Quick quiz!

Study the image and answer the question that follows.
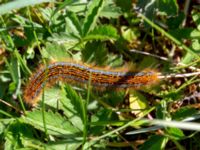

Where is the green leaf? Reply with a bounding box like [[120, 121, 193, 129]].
[[166, 12, 185, 29], [42, 41, 71, 61], [6, 53, 21, 97], [40, 86, 67, 108], [172, 107, 198, 120], [100, 90, 125, 107], [83, 0, 104, 36], [192, 39, 200, 50], [138, 56, 158, 70], [4, 120, 35, 149], [23, 110, 79, 136], [46, 141, 82, 150], [121, 26, 140, 42], [4, 118, 81, 149], [0, 119, 14, 134], [115, 0, 132, 12], [180, 30, 200, 63], [137, 0, 178, 26], [35, 85, 84, 132], [129, 91, 149, 117], [90, 109, 113, 135], [47, 33, 80, 49], [0, 0, 54, 16], [180, 33, 200, 63], [139, 135, 168, 150], [51, 0, 78, 18], [84, 25, 119, 41], [181, 53, 195, 64], [0, 82, 10, 98], [158, 0, 178, 16], [100, 0, 122, 18], [64, 1, 87, 13], [65, 11, 82, 37], [166, 127, 185, 140], [61, 85, 86, 131], [82, 41, 108, 65], [137, 0, 156, 23], [8, 55, 20, 85], [192, 9, 200, 31], [106, 54, 123, 67], [169, 28, 200, 40], [20, 136, 45, 149], [21, 136, 82, 150]]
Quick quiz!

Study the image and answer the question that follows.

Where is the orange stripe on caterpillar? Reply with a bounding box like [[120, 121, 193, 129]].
[[23, 62, 159, 105]]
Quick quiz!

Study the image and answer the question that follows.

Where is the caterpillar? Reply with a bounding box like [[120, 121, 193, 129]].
[[23, 61, 158, 105]]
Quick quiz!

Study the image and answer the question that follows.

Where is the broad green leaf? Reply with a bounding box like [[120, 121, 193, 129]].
[[116, 0, 132, 12], [4, 119, 81, 149], [83, 0, 104, 36], [166, 12, 185, 29], [39, 86, 67, 108], [100, 0, 121, 18], [0, 119, 14, 134], [172, 107, 198, 120], [169, 28, 200, 40], [139, 135, 168, 150], [42, 41, 71, 61], [34, 84, 84, 131], [82, 41, 108, 65], [65, 11, 82, 37], [166, 127, 185, 140], [158, 0, 178, 16], [83, 25, 119, 41], [129, 91, 149, 117], [100, 90, 125, 107], [106, 54, 123, 67], [23, 110, 80, 136], [90, 109, 113, 135], [138, 56, 158, 70], [0, 0, 54, 15], [47, 33, 80, 50], [4, 120, 35, 150], [61, 85, 86, 131]]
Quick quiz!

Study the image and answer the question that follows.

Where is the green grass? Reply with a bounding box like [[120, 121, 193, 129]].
[[1, 0, 200, 149]]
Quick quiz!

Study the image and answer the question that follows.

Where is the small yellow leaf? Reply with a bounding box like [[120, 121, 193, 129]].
[[129, 91, 149, 117]]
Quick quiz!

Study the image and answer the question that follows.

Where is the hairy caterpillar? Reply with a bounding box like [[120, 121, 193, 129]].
[[23, 61, 158, 105]]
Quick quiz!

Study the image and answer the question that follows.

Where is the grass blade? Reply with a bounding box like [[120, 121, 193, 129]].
[[0, 0, 54, 15]]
